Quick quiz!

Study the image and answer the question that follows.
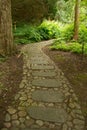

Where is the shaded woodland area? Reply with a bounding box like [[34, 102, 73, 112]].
[[0, 0, 87, 129]]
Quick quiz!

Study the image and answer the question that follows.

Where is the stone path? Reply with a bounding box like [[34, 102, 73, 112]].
[[1, 40, 86, 130]]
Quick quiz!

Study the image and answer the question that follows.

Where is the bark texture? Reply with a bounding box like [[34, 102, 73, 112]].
[[73, 0, 80, 41], [0, 0, 14, 55]]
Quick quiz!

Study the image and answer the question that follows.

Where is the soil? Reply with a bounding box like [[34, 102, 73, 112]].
[[0, 43, 87, 127], [43, 44, 87, 125], [0, 47, 23, 128]]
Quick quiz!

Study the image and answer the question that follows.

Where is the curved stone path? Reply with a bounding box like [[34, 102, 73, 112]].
[[1, 40, 86, 130]]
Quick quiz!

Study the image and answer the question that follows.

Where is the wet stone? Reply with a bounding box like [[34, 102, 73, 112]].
[[31, 64, 54, 70], [32, 79, 62, 88], [32, 90, 64, 103], [32, 71, 57, 77], [27, 106, 67, 123]]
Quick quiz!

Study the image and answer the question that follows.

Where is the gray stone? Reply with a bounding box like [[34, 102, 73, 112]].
[[73, 119, 85, 125], [25, 119, 34, 127], [27, 106, 67, 123], [7, 107, 17, 115], [12, 120, 20, 126], [20, 96, 27, 101], [32, 90, 64, 103], [29, 59, 48, 64], [22, 128, 50, 130], [32, 71, 57, 77], [31, 65, 54, 70], [32, 79, 61, 88], [18, 111, 27, 117], [10, 127, 19, 130], [62, 124, 68, 130], [36, 120, 44, 126], [12, 113, 18, 120], [4, 122, 11, 128], [5, 113, 11, 122]]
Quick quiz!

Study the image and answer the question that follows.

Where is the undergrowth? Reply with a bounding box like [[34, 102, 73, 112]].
[[51, 41, 87, 54], [13, 20, 87, 55]]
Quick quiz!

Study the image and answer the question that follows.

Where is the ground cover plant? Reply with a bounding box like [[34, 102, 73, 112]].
[[13, 20, 61, 44]]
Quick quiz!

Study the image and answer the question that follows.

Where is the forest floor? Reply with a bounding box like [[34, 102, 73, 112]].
[[0, 41, 87, 128]]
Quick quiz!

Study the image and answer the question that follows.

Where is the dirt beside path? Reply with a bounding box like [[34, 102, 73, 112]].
[[43, 44, 87, 125], [0, 50, 23, 128]]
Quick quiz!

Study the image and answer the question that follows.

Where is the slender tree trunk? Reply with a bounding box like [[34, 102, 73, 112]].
[[0, 0, 14, 56], [73, 0, 80, 41]]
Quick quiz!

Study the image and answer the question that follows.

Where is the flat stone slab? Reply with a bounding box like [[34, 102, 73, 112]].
[[32, 79, 61, 88], [29, 60, 49, 64], [32, 90, 64, 103], [21, 128, 55, 130], [31, 65, 54, 70], [27, 106, 67, 123], [32, 71, 57, 77]]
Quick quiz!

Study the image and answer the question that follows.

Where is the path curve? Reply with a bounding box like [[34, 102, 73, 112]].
[[1, 40, 85, 130]]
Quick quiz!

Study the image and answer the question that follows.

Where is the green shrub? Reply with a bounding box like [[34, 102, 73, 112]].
[[51, 41, 87, 54], [38, 20, 61, 40], [14, 24, 42, 44], [62, 24, 74, 41], [79, 24, 87, 43], [13, 20, 61, 44], [62, 24, 87, 43]]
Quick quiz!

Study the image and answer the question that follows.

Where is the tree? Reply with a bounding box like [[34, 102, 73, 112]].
[[0, 0, 14, 56], [73, 0, 80, 40]]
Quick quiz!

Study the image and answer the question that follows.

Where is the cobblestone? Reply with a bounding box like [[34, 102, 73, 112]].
[[1, 40, 85, 130]]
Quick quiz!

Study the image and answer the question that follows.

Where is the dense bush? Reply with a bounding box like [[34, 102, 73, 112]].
[[38, 20, 61, 40], [79, 24, 87, 43], [13, 20, 87, 46], [51, 41, 87, 54], [62, 24, 87, 43], [62, 24, 74, 41], [14, 24, 42, 44], [13, 20, 61, 44]]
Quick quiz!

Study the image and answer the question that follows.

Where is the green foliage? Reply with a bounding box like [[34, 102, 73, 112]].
[[51, 41, 87, 54], [62, 24, 87, 43], [79, 24, 87, 43], [62, 24, 74, 41], [38, 20, 61, 40], [14, 24, 42, 44], [13, 20, 61, 44]]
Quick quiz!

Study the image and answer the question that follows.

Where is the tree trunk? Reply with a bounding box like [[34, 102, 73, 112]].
[[73, 0, 80, 41], [0, 0, 14, 56]]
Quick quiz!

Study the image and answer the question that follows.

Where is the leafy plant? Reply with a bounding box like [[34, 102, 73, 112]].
[[38, 20, 61, 40], [51, 41, 87, 54]]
